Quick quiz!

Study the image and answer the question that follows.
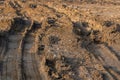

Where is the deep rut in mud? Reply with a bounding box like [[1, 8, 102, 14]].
[[0, 17, 42, 80], [0, 0, 120, 80]]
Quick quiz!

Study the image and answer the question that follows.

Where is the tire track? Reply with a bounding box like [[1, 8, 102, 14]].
[[0, 36, 7, 79], [1, 1, 120, 80], [21, 33, 38, 80], [0, 17, 33, 80], [97, 45, 120, 70], [87, 44, 120, 80], [0, 36, 7, 58], [21, 20, 43, 80], [106, 45, 120, 60], [42, 3, 120, 80]]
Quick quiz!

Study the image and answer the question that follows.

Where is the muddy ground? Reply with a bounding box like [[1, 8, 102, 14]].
[[0, 0, 120, 80]]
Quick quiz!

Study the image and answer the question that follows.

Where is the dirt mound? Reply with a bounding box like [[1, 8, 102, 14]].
[[0, 0, 120, 80]]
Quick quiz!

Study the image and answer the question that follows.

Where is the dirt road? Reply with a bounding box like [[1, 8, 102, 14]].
[[0, 0, 120, 80]]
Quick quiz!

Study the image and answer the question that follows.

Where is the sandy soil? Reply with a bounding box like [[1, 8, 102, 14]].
[[0, 0, 120, 80]]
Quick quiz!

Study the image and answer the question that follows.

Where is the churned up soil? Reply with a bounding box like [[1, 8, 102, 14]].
[[0, 0, 120, 80]]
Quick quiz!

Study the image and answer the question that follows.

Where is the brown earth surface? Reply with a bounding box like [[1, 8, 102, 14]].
[[0, 0, 120, 80]]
